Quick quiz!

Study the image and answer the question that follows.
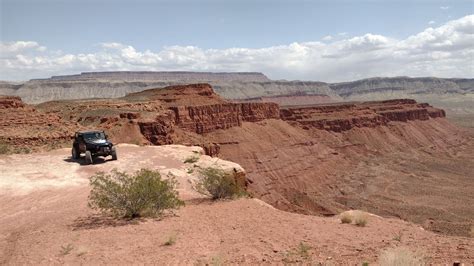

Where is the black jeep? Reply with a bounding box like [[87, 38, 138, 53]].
[[71, 130, 117, 164]]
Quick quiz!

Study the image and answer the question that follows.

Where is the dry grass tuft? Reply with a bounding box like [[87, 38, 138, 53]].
[[163, 235, 177, 246], [379, 247, 426, 266], [353, 211, 368, 227], [340, 212, 353, 224], [339, 210, 368, 226]]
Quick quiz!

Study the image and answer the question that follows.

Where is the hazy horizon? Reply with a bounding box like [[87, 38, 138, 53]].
[[1, 0, 473, 82]]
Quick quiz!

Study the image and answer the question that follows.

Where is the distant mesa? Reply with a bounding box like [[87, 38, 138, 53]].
[[36, 71, 271, 83], [0, 71, 472, 114]]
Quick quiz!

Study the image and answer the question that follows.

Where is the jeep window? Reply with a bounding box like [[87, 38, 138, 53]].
[[83, 132, 106, 141]]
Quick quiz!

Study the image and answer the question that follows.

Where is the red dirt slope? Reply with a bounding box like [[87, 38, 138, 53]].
[[0, 146, 472, 264]]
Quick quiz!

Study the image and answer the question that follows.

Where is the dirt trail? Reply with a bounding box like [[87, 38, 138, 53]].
[[0, 146, 472, 264]]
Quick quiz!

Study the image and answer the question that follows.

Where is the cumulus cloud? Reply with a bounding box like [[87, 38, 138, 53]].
[[1, 15, 473, 82], [322, 35, 333, 41], [440, 6, 450, 10], [428, 20, 436, 25]]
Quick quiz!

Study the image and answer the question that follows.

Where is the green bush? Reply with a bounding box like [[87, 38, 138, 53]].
[[88, 169, 184, 218], [195, 167, 247, 200], [0, 141, 9, 154]]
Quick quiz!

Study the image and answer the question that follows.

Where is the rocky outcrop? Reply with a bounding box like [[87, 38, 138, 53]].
[[198, 142, 221, 157], [0, 96, 25, 109], [170, 102, 280, 134], [138, 113, 176, 145], [0, 96, 78, 150], [281, 99, 446, 132]]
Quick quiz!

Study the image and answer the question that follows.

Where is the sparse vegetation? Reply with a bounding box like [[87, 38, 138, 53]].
[[184, 155, 200, 164], [393, 231, 402, 242], [353, 211, 368, 227], [296, 242, 311, 259], [187, 168, 194, 174], [13, 146, 31, 154], [88, 168, 184, 218], [163, 235, 177, 246], [379, 247, 426, 266], [282, 242, 312, 262], [340, 212, 353, 224], [355, 216, 368, 227], [210, 256, 224, 266], [60, 244, 74, 256], [0, 141, 9, 154], [339, 211, 368, 227], [195, 167, 247, 200]]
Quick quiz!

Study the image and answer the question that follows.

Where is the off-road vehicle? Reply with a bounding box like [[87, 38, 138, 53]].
[[71, 130, 117, 164]]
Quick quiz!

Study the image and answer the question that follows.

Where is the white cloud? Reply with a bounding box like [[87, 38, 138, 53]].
[[440, 6, 450, 10], [1, 15, 473, 82], [322, 35, 333, 41], [428, 20, 436, 25]]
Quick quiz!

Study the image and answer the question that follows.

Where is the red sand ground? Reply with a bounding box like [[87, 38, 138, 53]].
[[1, 146, 472, 265]]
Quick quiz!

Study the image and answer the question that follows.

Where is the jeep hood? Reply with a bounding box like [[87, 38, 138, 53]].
[[85, 139, 111, 145]]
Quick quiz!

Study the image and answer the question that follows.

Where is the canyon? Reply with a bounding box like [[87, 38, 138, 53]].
[[1, 83, 472, 239]]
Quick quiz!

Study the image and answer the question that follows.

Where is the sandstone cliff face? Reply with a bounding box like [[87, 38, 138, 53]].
[[0, 72, 340, 104], [2, 73, 471, 115], [329, 77, 474, 114], [213, 81, 341, 101], [138, 112, 176, 145], [170, 102, 280, 134], [0, 96, 78, 149], [280, 99, 446, 132]]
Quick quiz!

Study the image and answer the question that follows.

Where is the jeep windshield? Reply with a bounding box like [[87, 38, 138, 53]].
[[83, 132, 106, 141]]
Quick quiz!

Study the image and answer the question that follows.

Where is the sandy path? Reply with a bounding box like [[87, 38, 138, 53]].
[[0, 146, 472, 264]]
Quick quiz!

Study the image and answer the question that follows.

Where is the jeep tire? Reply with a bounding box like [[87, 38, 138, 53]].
[[72, 147, 79, 160], [111, 147, 117, 160], [85, 150, 93, 165]]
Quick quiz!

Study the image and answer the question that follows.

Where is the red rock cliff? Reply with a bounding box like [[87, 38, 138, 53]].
[[0, 96, 25, 109], [280, 99, 446, 132], [170, 102, 280, 134]]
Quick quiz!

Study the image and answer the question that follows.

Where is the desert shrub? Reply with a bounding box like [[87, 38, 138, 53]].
[[88, 168, 184, 218], [0, 141, 9, 154], [195, 167, 247, 200], [379, 247, 426, 266], [340, 212, 353, 224], [184, 155, 199, 164], [297, 242, 311, 259]]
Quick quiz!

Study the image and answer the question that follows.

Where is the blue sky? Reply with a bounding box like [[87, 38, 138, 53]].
[[1, 0, 473, 81], [2, 0, 472, 52]]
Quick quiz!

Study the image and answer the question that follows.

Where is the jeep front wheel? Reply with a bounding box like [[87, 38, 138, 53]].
[[111, 147, 117, 160], [71, 147, 79, 159], [85, 151, 93, 165]]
